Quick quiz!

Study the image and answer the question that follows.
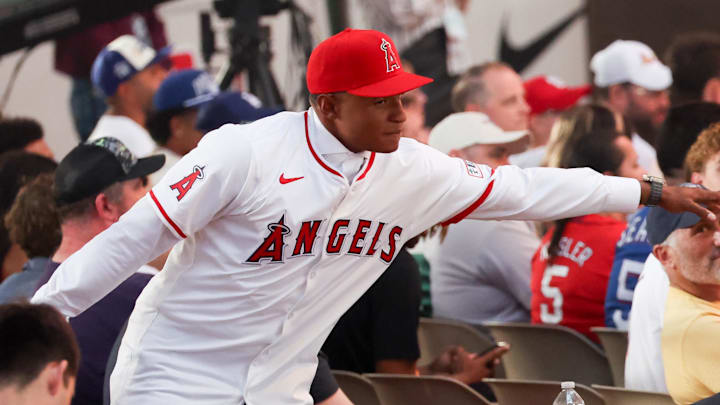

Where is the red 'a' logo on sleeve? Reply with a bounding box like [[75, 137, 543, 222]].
[[170, 165, 205, 201]]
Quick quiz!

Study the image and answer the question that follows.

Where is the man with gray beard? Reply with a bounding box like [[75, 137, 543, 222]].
[[648, 191, 720, 404]]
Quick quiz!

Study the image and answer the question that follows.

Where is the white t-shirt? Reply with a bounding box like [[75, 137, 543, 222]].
[[88, 115, 157, 158], [429, 219, 539, 323], [625, 253, 669, 393], [33, 109, 640, 405], [632, 133, 663, 178]]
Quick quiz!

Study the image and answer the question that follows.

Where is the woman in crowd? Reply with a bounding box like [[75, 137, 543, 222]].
[[530, 104, 645, 343]]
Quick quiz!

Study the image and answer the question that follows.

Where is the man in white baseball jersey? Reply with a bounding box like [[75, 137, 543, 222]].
[[33, 28, 720, 405]]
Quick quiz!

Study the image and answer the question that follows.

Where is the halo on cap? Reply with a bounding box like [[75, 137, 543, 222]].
[[306, 28, 433, 98]]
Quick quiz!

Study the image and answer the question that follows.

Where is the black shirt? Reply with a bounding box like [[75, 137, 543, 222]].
[[322, 247, 421, 372]]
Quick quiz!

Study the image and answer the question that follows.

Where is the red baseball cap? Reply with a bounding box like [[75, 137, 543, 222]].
[[307, 28, 433, 97], [524, 76, 591, 115]]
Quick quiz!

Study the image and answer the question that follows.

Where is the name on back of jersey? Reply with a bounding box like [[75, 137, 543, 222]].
[[245, 215, 404, 265], [540, 236, 594, 267]]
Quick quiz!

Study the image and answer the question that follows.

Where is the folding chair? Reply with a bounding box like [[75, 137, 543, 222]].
[[331, 370, 382, 405], [591, 384, 675, 405], [365, 373, 491, 405], [485, 378, 605, 405], [485, 322, 613, 386], [590, 327, 628, 387], [417, 317, 496, 366]]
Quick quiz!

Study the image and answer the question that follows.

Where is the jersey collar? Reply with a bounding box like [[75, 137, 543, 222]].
[[305, 108, 374, 181]]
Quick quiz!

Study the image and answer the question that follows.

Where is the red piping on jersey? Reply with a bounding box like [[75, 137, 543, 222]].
[[440, 169, 496, 226], [150, 190, 187, 239], [304, 111, 343, 178], [356, 151, 376, 181]]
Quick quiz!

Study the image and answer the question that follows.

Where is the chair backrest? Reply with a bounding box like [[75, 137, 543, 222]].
[[331, 370, 382, 405], [365, 373, 491, 405], [590, 327, 628, 387], [485, 322, 613, 386], [485, 378, 605, 405], [591, 384, 675, 405], [417, 317, 496, 366]]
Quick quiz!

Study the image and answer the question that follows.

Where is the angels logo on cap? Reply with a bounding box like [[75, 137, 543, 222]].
[[306, 28, 433, 97], [380, 38, 400, 73]]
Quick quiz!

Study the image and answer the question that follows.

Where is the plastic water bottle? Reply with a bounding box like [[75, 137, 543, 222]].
[[552, 381, 585, 405]]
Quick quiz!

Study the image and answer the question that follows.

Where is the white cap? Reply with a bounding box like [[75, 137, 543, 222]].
[[561, 381, 575, 389], [428, 112, 529, 155], [590, 40, 672, 91]]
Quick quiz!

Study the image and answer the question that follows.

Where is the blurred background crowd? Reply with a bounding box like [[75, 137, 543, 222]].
[[2, 1, 720, 404]]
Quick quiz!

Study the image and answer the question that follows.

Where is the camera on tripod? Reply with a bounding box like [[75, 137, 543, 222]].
[[201, 0, 290, 108]]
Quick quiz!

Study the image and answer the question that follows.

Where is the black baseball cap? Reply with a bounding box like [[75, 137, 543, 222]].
[[54, 137, 165, 206], [647, 183, 705, 245]]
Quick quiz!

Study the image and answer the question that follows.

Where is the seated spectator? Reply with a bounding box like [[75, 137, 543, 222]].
[[87, 35, 170, 157], [322, 244, 508, 401], [0, 302, 80, 405], [665, 32, 720, 106], [510, 76, 590, 168], [0, 174, 60, 304], [35, 137, 164, 405], [648, 188, 720, 404], [54, 10, 167, 141], [427, 112, 537, 324], [146, 69, 220, 183], [591, 39, 670, 177], [451, 62, 530, 132], [0, 151, 57, 281], [0, 117, 54, 158], [621, 103, 720, 393], [531, 105, 644, 343]]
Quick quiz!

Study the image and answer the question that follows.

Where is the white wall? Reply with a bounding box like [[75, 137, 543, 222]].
[[0, 0, 586, 160]]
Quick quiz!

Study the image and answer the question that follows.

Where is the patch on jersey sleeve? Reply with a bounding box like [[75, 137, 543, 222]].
[[464, 160, 484, 178], [170, 165, 205, 201]]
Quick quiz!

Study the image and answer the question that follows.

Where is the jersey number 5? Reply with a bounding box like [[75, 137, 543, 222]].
[[540, 264, 569, 324]]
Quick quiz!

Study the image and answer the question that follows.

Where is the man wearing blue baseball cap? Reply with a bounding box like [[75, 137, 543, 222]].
[[647, 185, 720, 403], [146, 69, 219, 184], [147, 69, 282, 184], [87, 35, 170, 158]]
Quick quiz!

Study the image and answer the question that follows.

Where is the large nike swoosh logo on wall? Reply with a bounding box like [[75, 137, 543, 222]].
[[499, 6, 586, 73]]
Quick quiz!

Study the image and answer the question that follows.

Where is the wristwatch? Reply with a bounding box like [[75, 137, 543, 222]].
[[642, 174, 665, 207]]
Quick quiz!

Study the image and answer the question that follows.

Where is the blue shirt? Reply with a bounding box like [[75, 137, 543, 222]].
[[0, 257, 51, 304], [605, 207, 652, 329], [39, 261, 154, 405]]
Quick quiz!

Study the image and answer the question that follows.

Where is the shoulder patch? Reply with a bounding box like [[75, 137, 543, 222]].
[[464, 160, 484, 178], [170, 165, 205, 201]]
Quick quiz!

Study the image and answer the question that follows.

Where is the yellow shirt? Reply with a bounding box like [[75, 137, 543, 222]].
[[662, 287, 720, 404]]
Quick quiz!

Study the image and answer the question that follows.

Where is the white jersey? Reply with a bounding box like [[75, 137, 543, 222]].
[[34, 108, 640, 404], [625, 253, 669, 393], [88, 115, 157, 157]]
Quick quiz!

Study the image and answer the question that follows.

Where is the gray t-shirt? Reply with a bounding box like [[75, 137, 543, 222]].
[[429, 219, 539, 324]]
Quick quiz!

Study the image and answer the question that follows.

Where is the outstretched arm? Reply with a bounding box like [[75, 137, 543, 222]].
[[32, 196, 180, 317], [455, 166, 720, 224]]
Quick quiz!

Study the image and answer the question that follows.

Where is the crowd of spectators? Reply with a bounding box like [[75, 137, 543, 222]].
[[2, 6, 720, 405]]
